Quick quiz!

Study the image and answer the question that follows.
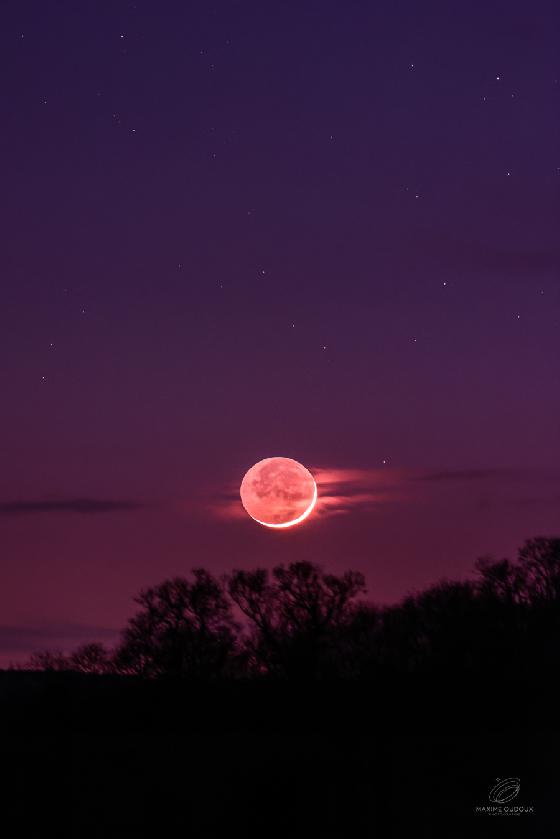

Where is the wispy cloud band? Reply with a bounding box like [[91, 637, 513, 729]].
[[0, 622, 119, 653], [0, 498, 144, 516], [210, 464, 560, 521]]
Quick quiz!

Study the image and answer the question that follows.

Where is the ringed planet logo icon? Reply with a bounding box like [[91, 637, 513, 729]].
[[488, 778, 521, 804]]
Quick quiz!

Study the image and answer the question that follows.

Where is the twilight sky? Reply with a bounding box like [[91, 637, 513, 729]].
[[1, 1, 559, 665]]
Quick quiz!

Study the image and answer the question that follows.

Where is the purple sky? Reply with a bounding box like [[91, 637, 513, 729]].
[[1, 1, 559, 666]]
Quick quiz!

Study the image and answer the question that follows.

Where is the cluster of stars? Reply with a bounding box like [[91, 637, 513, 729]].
[[24, 23, 556, 391]]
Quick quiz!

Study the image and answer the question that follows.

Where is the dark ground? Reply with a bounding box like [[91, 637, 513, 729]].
[[2, 671, 557, 837]]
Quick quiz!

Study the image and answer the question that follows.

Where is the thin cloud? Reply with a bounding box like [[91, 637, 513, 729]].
[[413, 467, 560, 484], [313, 466, 407, 516], [404, 233, 560, 275], [0, 498, 145, 516], [461, 244, 560, 274], [210, 466, 404, 521], [209, 487, 247, 521], [0, 622, 119, 653], [414, 469, 516, 483], [314, 491, 386, 516], [210, 464, 559, 522]]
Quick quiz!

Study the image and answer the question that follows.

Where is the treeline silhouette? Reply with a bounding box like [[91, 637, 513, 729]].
[[27, 536, 560, 679]]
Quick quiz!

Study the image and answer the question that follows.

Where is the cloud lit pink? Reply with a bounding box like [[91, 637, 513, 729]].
[[210, 464, 408, 522]]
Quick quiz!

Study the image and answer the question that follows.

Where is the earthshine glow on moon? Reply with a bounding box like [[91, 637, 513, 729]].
[[240, 457, 317, 528]]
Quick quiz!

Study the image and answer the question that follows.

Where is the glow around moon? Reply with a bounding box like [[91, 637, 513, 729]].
[[240, 457, 317, 528]]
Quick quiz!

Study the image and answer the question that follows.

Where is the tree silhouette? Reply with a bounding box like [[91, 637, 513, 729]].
[[517, 537, 560, 604], [28, 649, 71, 672], [373, 581, 481, 674], [26, 642, 112, 674], [114, 570, 239, 678], [24, 536, 560, 680], [228, 561, 366, 677], [474, 555, 521, 604], [68, 642, 113, 674]]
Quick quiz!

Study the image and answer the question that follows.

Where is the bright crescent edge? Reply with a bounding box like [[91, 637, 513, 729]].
[[250, 479, 317, 529]]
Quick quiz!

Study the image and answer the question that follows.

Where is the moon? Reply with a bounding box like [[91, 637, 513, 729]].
[[240, 457, 317, 528]]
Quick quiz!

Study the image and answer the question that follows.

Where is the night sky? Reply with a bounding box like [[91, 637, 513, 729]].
[[2, 1, 559, 665]]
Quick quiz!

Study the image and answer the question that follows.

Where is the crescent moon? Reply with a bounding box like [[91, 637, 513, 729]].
[[240, 457, 317, 528], [253, 480, 317, 529]]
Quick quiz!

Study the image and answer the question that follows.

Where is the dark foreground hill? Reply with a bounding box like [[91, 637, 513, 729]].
[[1, 670, 558, 837]]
